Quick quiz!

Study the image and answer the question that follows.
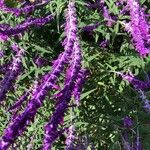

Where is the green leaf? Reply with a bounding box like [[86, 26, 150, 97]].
[[81, 89, 96, 100]]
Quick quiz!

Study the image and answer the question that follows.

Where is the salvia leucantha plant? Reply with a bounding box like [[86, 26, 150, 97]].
[[1, 0, 150, 149]]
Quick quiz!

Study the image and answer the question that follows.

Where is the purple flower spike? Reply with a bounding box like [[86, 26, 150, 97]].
[[126, 0, 150, 57], [42, 1, 83, 149], [0, 1, 86, 149], [117, 72, 150, 90], [0, 14, 53, 40], [0, 44, 24, 101], [42, 38, 82, 149], [139, 8, 150, 41], [1, 0, 50, 16]]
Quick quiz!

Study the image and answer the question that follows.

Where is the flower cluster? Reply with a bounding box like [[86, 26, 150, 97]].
[[0, 1, 85, 149], [2, 0, 150, 149]]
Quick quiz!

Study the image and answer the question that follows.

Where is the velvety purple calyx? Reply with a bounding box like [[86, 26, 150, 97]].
[[0, 24, 10, 31], [133, 136, 143, 150], [122, 131, 131, 150], [121, 116, 133, 150], [34, 55, 47, 67], [99, 39, 109, 48]]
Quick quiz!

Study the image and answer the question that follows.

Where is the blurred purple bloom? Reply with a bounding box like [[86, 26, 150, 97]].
[[133, 136, 143, 150], [8, 90, 30, 111], [99, 39, 109, 48], [143, 100, 150, 113], [11, 43, 20, 52], [103, 6, 114, 27], [0, 50, 4, 58], [0, 0, 4, 8], [122, 132, 131, 150], [87, 0, 104, 12], [137, 90, 150, 113], [35, 56, 47, 67], [0, 33, 8, 42], [117, 72, 150, 90], [123, 116, 133, 128]]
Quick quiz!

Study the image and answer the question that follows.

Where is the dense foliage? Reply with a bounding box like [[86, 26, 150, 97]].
[[1, 0, 150, 149]]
